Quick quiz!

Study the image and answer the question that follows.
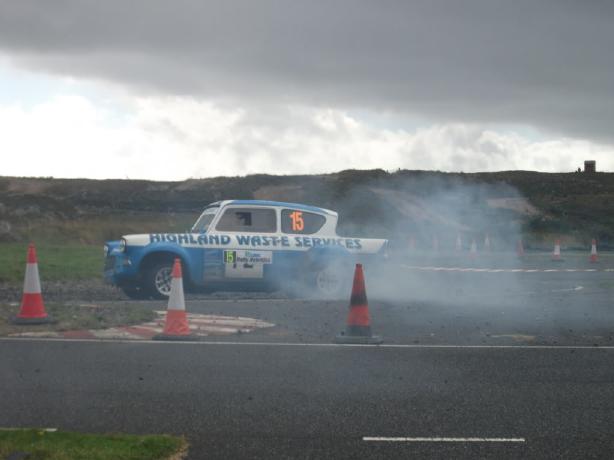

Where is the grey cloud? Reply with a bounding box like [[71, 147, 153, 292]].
[[0, 0, 613, 142]]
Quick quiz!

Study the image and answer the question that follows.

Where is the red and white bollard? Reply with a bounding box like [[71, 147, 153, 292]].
[[552, 239, 563, 262], [154, 258, 194, 341], [590, 239, 598, 263], [12, 243, 54, 324]]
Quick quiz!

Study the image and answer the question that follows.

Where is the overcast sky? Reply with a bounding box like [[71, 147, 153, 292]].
[[0, 0, 613, 180]]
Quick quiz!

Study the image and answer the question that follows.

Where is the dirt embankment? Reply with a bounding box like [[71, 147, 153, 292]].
[[2, 169, 614, 243]]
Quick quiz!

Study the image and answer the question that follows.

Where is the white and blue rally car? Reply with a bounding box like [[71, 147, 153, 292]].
[[104, 200, 388, 299]]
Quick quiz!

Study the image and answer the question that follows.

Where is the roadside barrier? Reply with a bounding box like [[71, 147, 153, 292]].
[[12, 243, 55, 325], [334, 264, 383, 345], [153, 258, 194, 341], [590, 239, 599, 263], [552, 239, 563, 262]]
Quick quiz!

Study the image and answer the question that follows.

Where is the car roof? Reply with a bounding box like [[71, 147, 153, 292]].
[[221, 199, 337, 216]]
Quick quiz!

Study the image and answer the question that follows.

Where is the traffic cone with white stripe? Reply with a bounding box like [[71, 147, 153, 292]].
[[153, 258, 194, 341], [335, 264, 383, 345], [590, 239, 598, 263], [552, 239, 563, 262], [12, 243, 55, 324]]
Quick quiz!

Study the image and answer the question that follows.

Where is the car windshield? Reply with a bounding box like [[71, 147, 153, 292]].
[[191, 207, 218, 233]]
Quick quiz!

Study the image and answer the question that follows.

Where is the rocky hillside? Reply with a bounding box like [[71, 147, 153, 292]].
[[1, 170, 612, 248]]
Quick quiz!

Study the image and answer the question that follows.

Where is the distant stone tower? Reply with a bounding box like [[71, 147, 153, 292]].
[[584, 160, 596, 173]]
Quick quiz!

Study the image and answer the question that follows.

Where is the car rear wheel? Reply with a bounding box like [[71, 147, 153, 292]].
[[309, 261, 352, 299]]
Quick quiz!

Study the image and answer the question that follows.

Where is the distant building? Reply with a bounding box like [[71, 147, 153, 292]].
[[584, 160, 596, 173]]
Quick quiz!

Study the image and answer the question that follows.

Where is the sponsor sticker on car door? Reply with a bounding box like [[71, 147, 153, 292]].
[[223, 250, 273, 278]]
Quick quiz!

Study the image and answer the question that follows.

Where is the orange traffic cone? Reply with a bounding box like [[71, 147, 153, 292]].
[[153, 258, 194, 341], [552, 239, 563, 262], [517, 240, 525, 258], [335, 264, 383, 345], [590, 239, 598, 263], [12, 243, 54, 325]]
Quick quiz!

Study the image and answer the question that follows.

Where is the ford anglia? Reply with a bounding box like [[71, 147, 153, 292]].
[[104, 200, 388, 299]]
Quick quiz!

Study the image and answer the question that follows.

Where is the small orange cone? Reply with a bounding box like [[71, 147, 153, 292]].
[[517, 240, 525, 258], [335, 264, 382, 344], [552, 239, 563, 262], [153, 258, 194, 341], [590, 239, 598, 263], [12, 243, 54, 325]]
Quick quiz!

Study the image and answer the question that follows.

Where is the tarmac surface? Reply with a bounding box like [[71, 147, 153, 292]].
[[2, 253, 614, 459]]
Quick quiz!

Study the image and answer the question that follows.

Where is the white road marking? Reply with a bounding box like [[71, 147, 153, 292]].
[[0, 427, 57, 432], [362, 437, 526, 443], [400, 264, 614, 274], [2, 337, 614, 350], [551, 286, 584, 293]]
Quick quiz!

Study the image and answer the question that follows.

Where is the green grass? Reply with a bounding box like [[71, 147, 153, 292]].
[[0, 303, 158, 336], [0, 243, 101, 283], [0, 429, 186, 460]]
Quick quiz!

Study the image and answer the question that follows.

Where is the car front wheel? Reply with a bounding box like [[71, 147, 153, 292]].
[[143, 261, 174, 299]]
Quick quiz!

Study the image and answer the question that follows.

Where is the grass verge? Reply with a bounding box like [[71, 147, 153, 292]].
[[0, 303, 157, 336], [0, 243, 101, 283], [0, 429, 187, 460]]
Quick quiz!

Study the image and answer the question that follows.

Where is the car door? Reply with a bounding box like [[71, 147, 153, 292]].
[[210, 206, 278, 282]]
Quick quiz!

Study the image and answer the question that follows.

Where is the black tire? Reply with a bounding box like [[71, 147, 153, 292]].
[[121, 285, 150, 300], [143, 260, 174, 300], [306, 259, 353, 300]]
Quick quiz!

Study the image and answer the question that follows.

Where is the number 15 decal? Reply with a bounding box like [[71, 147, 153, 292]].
[[289, 211, 304, 231]]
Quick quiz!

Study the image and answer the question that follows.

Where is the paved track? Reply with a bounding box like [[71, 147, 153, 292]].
[[2, 340, 614, 459], [2, 259, 614, 459]]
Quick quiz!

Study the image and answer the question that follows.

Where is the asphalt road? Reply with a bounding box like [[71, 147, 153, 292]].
[[2, 256, 614, 459], [2, 340, 614, 459]]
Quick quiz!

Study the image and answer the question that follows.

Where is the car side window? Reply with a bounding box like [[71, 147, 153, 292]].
[[216, 207, 277, 233], [281, 209, 326, 234]]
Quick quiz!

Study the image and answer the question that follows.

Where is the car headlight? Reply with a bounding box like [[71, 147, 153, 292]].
[[118, 238, 127, 252]]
